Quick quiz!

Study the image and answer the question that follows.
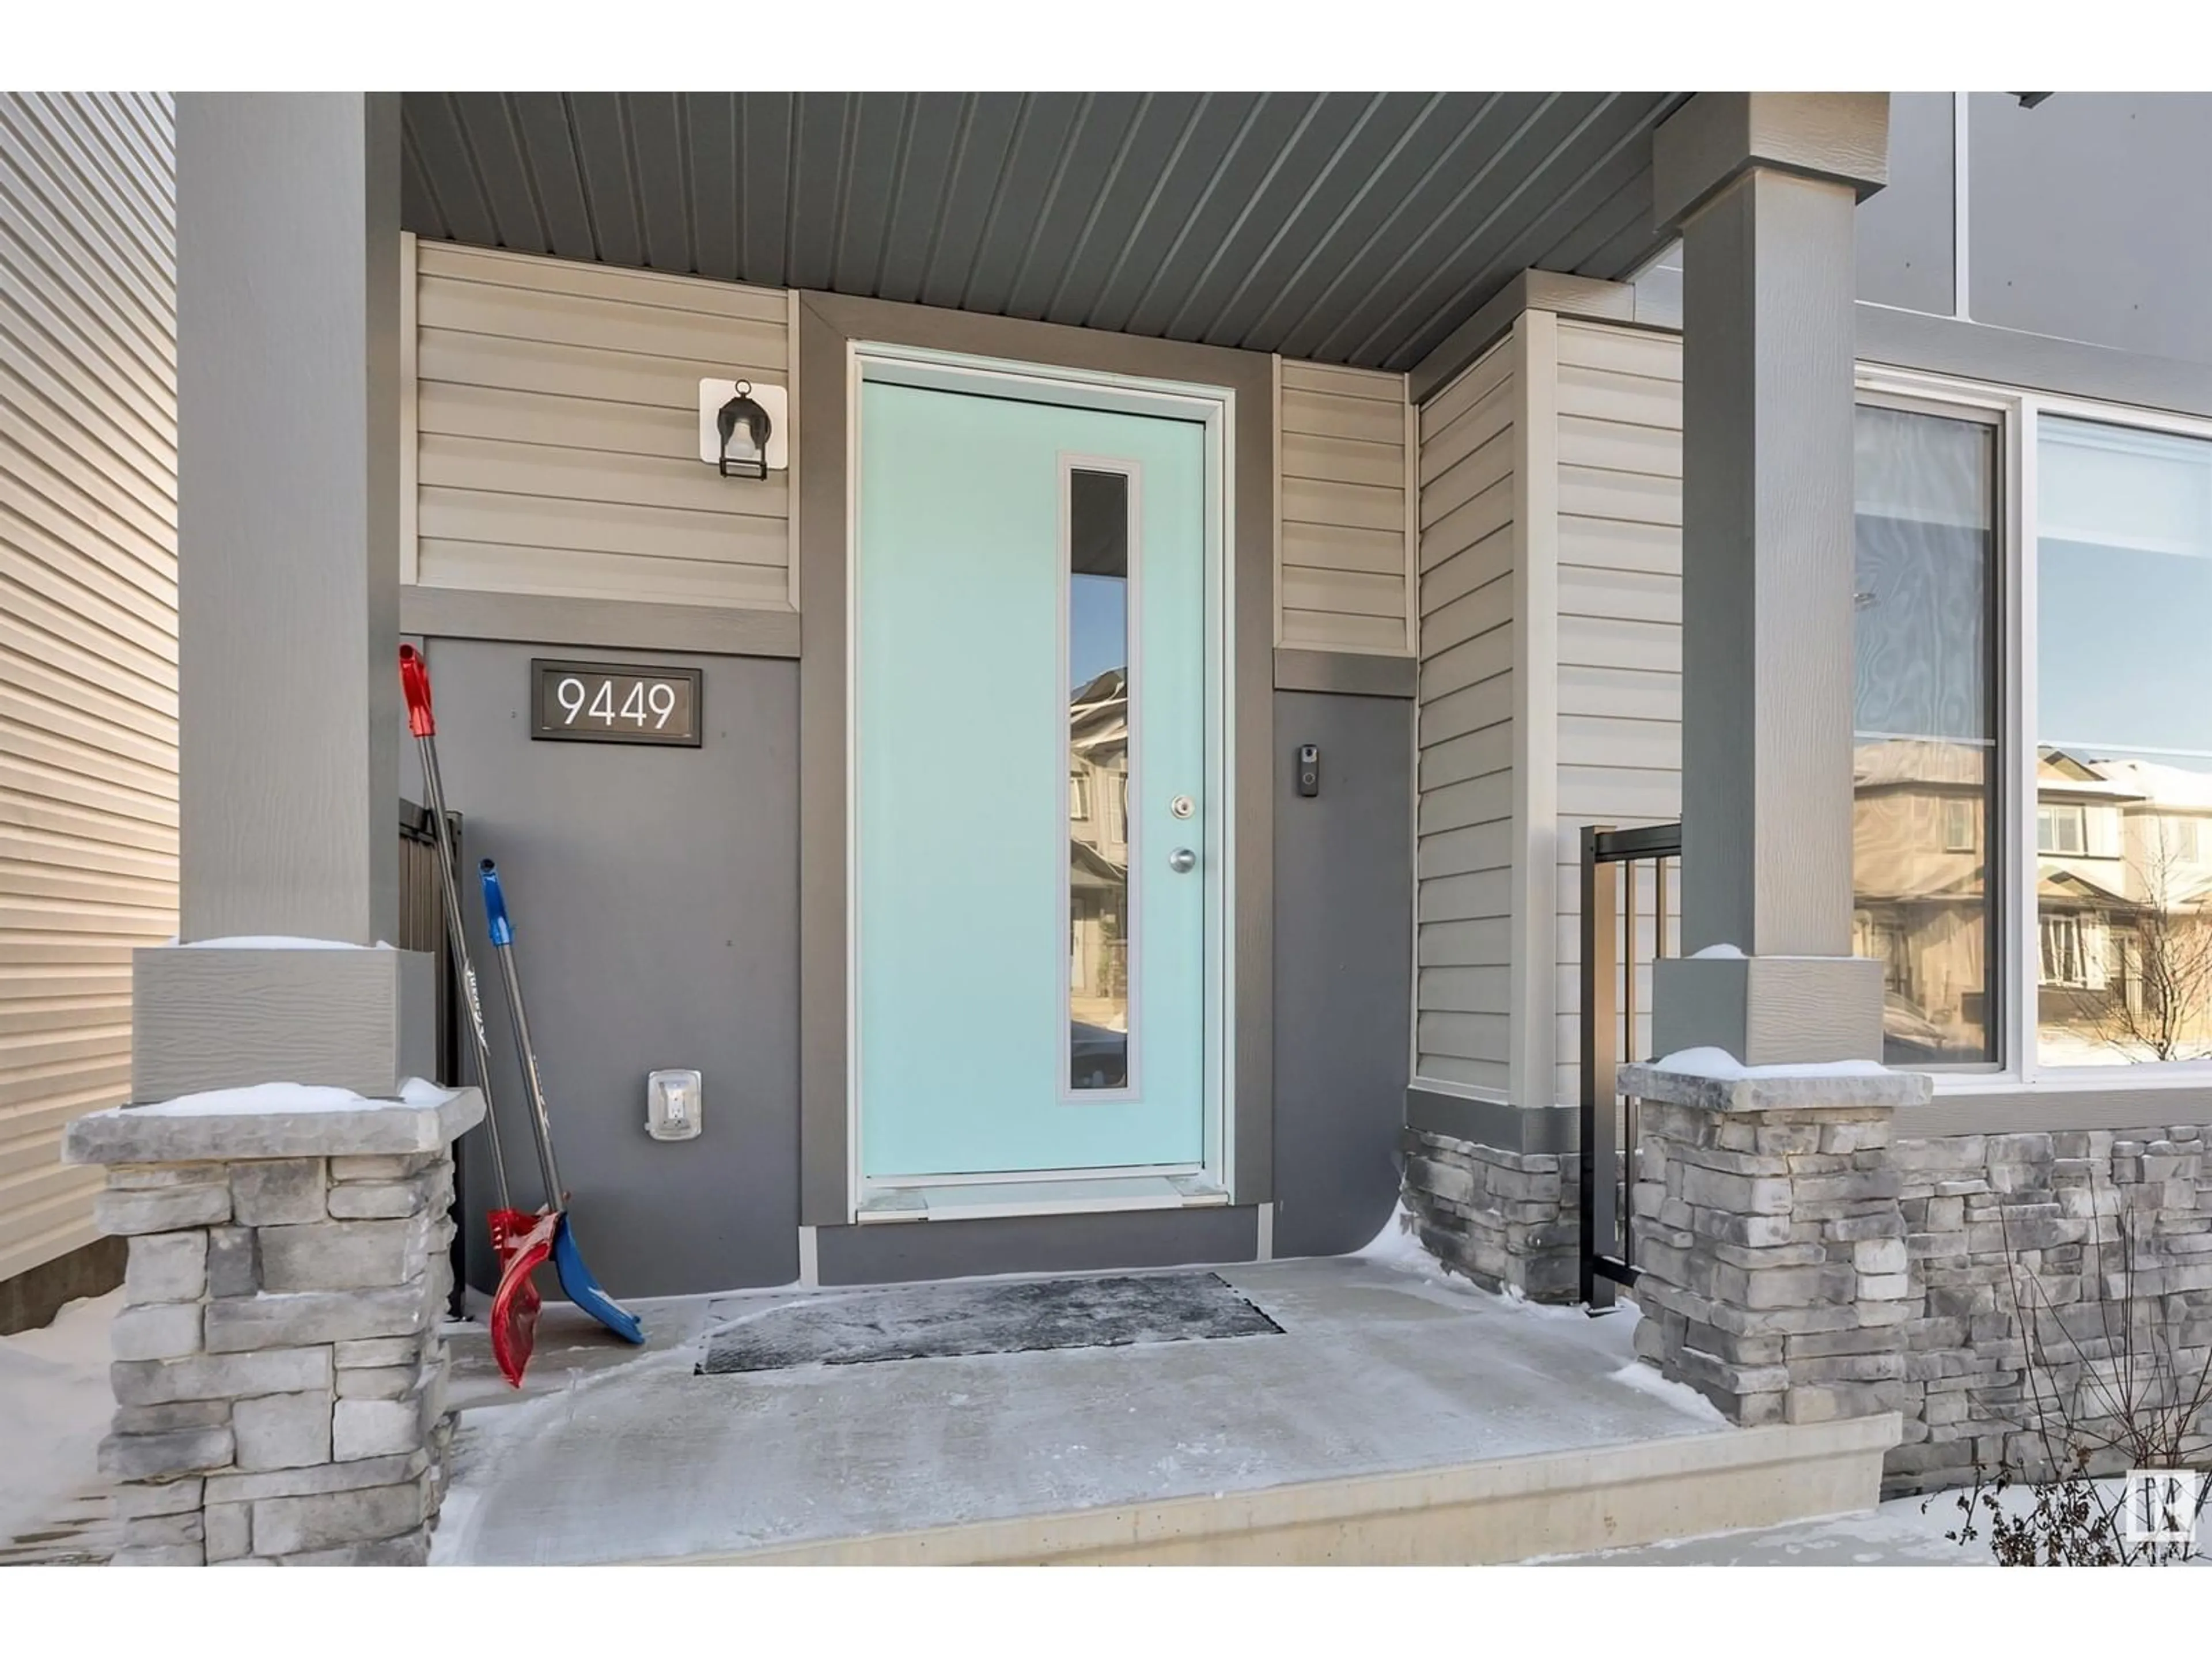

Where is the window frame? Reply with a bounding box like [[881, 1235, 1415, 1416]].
[[1853, 387, 2007, 1073], [1858, 363, 2212, 1094]]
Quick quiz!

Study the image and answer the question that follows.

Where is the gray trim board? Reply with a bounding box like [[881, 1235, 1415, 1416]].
[[1407, 271, 1635, 406], [793, 291, 1276, 1224], [1899, 1086, 2212, 1139], [814, 1205, 1260, 1286], [1857, 303, 2212, 419], [402, 586, 802, 658], [796, 300, 847, 1226], [1272, 649, 1416, 699], [1404, 1085, 1578, 1157]]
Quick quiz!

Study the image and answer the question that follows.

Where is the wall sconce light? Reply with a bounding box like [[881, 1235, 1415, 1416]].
[[697, 377, 789, 477], [716, 381, 771, 478]]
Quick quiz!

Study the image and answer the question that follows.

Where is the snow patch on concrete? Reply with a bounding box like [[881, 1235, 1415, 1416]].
[[0, 1290, 120, 1542], [1687, 942, 1744, 959], [1351, 1199, 1434, 1270], [1351, 1201, 1584, 1320], [1608, 1358, 1727, 1425]]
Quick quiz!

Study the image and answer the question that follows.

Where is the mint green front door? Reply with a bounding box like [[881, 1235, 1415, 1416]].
[[855, 377, 1213, 1179]]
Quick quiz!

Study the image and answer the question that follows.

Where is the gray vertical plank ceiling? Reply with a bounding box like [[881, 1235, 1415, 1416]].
[[400, 91, 1689, 373]]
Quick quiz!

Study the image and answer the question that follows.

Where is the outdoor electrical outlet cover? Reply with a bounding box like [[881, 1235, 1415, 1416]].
[[646, 1069, 704, 1141]]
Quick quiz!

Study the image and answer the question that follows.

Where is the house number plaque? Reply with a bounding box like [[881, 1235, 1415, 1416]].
[[529, 660, 703, 747]]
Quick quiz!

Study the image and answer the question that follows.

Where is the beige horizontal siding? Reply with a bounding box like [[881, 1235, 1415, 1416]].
[[410, 242, 793, 612], [0, 93, 178, 1285], [1412, 335, 1518, 1090], [1550, 320, 1683, 1108], [1277, 359, 1412, 655]]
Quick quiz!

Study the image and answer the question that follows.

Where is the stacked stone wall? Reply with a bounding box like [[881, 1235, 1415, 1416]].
[[95, 1146, 458, 1564]]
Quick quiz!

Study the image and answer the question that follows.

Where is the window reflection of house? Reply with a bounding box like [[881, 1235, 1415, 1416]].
[[1068, 666, 1130, 1085], [2041, 753, 2212, 1063], [1853, 738, 2212, 1067], [1851, 737, 1991, 1062]]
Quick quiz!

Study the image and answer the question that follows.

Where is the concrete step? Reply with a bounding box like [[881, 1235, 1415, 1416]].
[[667, 1412, 1902, 1566]]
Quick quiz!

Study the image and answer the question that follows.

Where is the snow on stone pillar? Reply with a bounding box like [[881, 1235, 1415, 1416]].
[[1618, 1059, 1927, 1429], [62, 1083, 482, 1565]]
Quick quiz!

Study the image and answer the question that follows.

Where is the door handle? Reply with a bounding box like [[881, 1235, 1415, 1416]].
[[1167, 847, 1198, 874]]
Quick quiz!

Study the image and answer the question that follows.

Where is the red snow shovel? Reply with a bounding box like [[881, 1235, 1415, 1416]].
[[400, 643, 546, 1387]]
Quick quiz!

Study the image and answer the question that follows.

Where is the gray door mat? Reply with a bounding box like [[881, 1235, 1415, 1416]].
[[696, 1271, 1282, 1375]]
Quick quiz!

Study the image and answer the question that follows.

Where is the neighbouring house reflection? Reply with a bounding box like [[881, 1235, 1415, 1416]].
[[1069, 666, 1130, 1088], [1068, 467, 1131, 1090], [1854, 743, 2212, 1066], [2029, 752, 2212, 1063], [1852, 737, 1992, 1063]]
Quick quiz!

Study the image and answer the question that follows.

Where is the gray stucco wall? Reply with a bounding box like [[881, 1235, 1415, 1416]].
[[1968, 93, 2212, 365], [1855, 92, 2212, 376], [404, 636, 1408, 1293], [402, 638, 800, 1299], [1855, 90, 1954, 316], [1268, 690, 1412, 1259]]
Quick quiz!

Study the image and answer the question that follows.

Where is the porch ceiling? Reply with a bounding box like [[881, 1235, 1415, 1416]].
[[399, 92, 1688, 373]]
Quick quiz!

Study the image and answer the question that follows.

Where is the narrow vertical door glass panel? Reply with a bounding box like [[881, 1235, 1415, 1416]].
[[1851, 403, 1999, 1065], [1068, 467, 1131, 1091], [2036, 418, 2212, 1065]]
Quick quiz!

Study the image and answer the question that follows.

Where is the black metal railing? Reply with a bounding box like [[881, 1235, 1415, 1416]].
[[399, 800, 465, 1316], [1578, 821, 1681, 1309]]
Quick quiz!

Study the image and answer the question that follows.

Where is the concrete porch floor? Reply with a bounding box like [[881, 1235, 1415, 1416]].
[[431, 1254, 1898, 1565]]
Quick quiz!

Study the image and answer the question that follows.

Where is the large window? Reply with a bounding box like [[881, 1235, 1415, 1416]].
[[2036, 416, 2212, 1065], [1853, 387, 2212, 1076]]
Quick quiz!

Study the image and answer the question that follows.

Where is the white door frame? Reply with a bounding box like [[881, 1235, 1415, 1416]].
[[843, 340, 1236, 1222]]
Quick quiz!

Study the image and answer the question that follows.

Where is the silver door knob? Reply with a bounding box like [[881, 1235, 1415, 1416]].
[[1167, 847, 1198, 874]]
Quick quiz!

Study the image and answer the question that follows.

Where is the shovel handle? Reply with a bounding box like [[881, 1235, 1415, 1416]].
[[399, 643, 436, 737], [479, 858, 514, 947]]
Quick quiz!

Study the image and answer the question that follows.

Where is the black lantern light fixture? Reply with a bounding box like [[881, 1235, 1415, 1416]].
[[715, 380, 774, 479]]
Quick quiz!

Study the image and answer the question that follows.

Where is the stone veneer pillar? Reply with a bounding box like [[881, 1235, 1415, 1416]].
[[62, 1086, 483, 1565], [1619, 1062, 1927, 1427]]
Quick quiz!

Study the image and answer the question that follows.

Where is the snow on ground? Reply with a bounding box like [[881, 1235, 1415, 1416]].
[[1540, 1478, 2211, 1566], [1605, 1353, 1726, 1423], [1352, 1200, 1719, 1425], [0, 1291, 119, 1543]]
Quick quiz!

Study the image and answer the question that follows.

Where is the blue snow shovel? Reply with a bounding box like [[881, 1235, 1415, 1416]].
[[477, 859, 645, 1346]]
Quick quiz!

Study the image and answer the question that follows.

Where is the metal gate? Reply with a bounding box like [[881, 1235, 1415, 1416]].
[[1578, 821, 1681, 1309], [398, 799, 464, 1313]]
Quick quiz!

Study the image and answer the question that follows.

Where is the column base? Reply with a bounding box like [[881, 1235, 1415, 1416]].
[[1616, 1059, 1927, 1427], [63, 1085, 483, 1566], [131, 942, 433, 1103], [1651, 953, 1884, 1066]]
